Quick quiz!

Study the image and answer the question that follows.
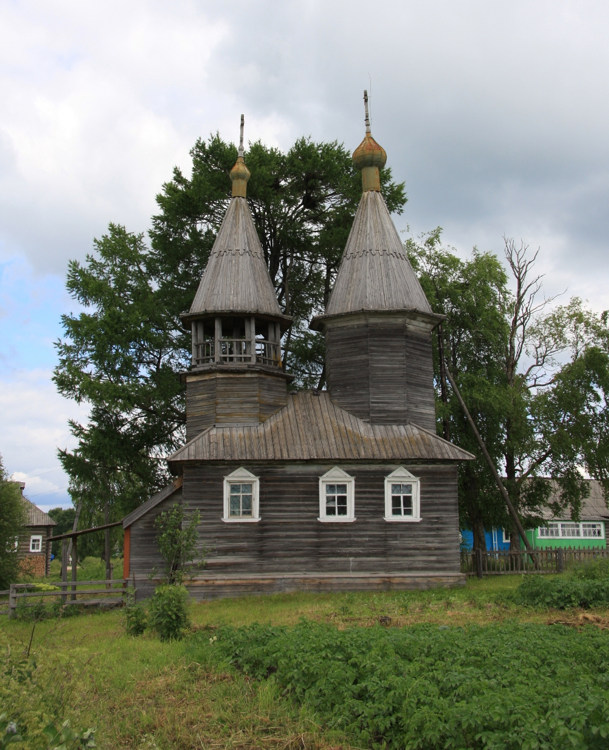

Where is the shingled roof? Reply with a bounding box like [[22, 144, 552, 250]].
[[313, 92, 434, 326], [183, 116, 289, 325], [322, 190, 434, 318], [169, 390, 473, 465], [20, 495, 56, 526]]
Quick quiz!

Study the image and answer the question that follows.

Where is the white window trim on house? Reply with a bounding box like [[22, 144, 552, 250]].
[[318, 467, 356, 523], [222, 467, 260, 523], [384, 467, 421, 522], [29, 535, 43, 552], [538, 521, 605, 539]]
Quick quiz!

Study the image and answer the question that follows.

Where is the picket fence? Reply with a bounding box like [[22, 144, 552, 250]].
[[461, 546, 609, 576]]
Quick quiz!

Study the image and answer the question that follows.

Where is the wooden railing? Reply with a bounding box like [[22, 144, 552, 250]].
[[461, 547, 609, 576], [2, 579, 134, 618]]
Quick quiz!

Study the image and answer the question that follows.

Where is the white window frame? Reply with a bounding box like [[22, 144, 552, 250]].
[[384, 467, 421, 522], [30, 535, 43, 552], [222, 467, 260, 523], [538, 521, 605, 539], [318, 467, 355, 523]]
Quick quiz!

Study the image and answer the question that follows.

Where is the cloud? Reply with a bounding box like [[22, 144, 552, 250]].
[[0, 368, 89, 509], [1, 0, 608, 514]]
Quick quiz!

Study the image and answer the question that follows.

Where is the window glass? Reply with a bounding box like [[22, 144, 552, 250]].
[[391, 482, 413, 516], [325, 483, 348, 516], [229, 483, 253, 517]]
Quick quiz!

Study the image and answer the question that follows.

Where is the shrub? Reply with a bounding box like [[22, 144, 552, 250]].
[[124, 601, 148, 636], [515, 573, 609, 609], [148, 585, 190, 641], [154, 504, 201, 585]]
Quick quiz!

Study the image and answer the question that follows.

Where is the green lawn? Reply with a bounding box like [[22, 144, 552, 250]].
[[2, 575, 609, 749]]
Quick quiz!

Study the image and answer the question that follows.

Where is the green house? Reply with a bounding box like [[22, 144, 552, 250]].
[[531, 480, 608, 550]]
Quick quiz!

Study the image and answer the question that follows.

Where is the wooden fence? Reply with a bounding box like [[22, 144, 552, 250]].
[[461, 547, 609, 576], [1, 579, 134, 618]]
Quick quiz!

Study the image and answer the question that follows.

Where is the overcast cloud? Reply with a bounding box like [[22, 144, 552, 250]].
[[1, 0, 607, 511]]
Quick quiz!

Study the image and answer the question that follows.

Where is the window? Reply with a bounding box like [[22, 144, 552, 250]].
[[538, 521, 604, 539], [319, 467, 355, 522], [384, 467, 421, 522], [223, 468, 260, 522], [30, 535, 42, 552]]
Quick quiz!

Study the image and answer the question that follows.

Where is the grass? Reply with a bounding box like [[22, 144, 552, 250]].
[[2, 574, 609, 748]]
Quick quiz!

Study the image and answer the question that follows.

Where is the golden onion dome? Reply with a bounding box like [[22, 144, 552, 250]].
[[230, 115, 250, 198], [352, 91, 386, 192]]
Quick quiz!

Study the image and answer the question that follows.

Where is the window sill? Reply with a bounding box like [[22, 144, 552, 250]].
[[317, 517, 356, 523], [221, 517, 261, 523], [384, 516, 422, 523]]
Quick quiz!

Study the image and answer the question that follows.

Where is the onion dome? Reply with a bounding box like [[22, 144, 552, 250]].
[[230, 115, 251, 198], [352, 90, 387, 192]]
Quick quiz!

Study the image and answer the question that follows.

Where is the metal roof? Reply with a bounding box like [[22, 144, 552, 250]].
[[168, 391, 473, 465], [539, 480, 609, 521], [185, 196, 288, 322], [321, 190, 433, 319]]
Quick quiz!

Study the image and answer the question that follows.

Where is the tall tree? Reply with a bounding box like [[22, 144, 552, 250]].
[[54, 135, 406, 520], [0, 455, 27, 588], [409, 233, 609, 547]]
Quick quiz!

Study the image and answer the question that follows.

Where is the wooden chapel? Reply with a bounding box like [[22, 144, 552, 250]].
[[123, 98, 472, 599]]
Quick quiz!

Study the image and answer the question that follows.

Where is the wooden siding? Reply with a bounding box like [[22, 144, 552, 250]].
[[127, 487, 184, 600], [148, 461, 462, 599], [17, 525, 53, 577], [185, 369, 289, 439], [325, 321, 436, 431]]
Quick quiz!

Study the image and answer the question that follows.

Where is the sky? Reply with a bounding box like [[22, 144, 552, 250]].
[[1, 0, 607, 513]]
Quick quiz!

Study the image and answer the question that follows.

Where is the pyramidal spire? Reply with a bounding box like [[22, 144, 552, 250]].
[[184, 115, 288, 321], [313, 91, 433, 320]]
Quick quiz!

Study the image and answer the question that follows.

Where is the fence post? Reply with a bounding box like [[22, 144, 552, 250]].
[[557, 548, 565, 574], [475, 548, 483, 578], [9, 584, 17, 619], [61, 541, 68, 606]]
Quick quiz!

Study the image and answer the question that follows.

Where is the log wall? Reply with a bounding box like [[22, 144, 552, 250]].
[[326, 321, 436, 431], [185, 369, 289, 439], [161, 461, 462, 599]]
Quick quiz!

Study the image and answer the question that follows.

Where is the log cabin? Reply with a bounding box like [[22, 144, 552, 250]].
[[123, 97, 472, 599]]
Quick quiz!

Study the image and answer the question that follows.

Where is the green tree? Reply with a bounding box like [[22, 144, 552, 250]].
[[54, 135, 406, 520], [410, 233, 609, 547], [0, 455, 27, 588]]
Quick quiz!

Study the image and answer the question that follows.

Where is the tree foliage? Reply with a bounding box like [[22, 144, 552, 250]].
[[154, 503, 201, 585], [409, 232, 609, 546], [0, 455, 27, 588], [54, 135, 405, 522]]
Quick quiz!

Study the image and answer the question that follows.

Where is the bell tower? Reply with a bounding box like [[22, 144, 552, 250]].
[[181, 117, 291, 440], [312, 93, 443, 430]]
